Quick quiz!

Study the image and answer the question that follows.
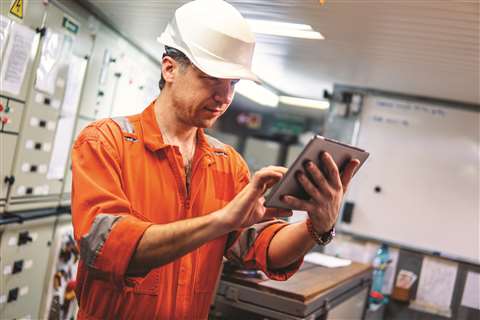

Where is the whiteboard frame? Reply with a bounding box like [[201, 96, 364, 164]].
[[332, 84, 479, 113]]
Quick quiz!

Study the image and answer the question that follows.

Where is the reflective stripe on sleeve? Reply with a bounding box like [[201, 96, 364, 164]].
[[224, 220, 280, 266], [79, 214, 122, 268]]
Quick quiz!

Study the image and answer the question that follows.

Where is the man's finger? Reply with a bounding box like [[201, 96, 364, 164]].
[[281, 195, 315, 212], [320, 152, 342, 190], [254, 171, 283, 190], [259, 196, 266, 205], [257, 166, 288, 176], [304, 161, 330, 197], [341, 159, 360, 193], [267, 166, 288, 175], [296, 171, 323, 202]]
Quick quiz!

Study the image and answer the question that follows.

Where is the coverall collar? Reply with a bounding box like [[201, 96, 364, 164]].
[[140, 101, 224, 154]]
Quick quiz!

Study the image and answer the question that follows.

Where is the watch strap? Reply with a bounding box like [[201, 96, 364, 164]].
[[306, 218, 335, 246]]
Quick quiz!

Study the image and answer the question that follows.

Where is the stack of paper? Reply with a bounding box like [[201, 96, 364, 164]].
[[304, 252, 352, 268]]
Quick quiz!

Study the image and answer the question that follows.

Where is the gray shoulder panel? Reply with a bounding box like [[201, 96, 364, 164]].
[[111, 116, 135, 134], [205, 134, 226, 151]]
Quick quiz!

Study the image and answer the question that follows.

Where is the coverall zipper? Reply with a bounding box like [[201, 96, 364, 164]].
[[184, 152, 209, 209], [173, 151, 209, 318]]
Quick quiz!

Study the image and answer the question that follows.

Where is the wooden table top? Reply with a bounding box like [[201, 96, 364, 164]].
[[222, 261, 372, 302]]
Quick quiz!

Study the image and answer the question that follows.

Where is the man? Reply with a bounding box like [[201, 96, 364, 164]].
[[71, 0, 360, 319]]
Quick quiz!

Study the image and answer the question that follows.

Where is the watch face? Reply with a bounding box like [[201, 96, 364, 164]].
[[320, 233, 331, 243], [320, 227, 335, 244]]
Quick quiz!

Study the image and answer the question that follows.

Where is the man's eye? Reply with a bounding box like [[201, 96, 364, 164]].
[[231, 79, 240, 86]]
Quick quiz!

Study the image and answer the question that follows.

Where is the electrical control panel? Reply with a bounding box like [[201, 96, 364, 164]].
[[4, 4, 92, 212], [0, 217, 56, 319]]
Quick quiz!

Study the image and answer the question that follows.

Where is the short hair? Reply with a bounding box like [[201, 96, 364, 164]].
[[158, 46, 191, 90]]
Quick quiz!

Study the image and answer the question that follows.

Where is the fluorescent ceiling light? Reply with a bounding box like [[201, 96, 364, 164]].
[[279, 96, 330, 110], [234, 81, 329, 110], [235, 81, 279, 107], [247, 19, 313, 31], [246, 18, 324, 40]]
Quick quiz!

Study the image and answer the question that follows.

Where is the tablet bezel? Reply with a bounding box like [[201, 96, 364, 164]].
[[264, 135, 370, 210]]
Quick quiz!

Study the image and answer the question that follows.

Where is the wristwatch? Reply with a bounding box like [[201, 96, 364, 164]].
[[306, 218, 336, 246]]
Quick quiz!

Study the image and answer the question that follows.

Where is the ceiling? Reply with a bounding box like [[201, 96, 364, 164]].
[[83, 0, 479, 105]]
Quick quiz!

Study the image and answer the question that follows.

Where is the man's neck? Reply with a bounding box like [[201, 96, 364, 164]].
[[154, 95, 197, 145]]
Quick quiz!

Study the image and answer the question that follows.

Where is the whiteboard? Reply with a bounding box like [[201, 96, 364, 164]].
[[341, 95, 480, 263]]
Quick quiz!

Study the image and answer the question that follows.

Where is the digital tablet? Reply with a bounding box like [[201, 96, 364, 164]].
[[264, 135, 369, 210]]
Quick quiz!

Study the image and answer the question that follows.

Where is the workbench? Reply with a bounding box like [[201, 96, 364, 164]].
[[213, 261, 372, 320]]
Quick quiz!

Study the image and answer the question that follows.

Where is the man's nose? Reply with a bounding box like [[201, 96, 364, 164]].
[[213, 80, 235, 105]]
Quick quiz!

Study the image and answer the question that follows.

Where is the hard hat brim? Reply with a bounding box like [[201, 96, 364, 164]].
[[159, 33, 261, 84], [193, 56, 261, 84]]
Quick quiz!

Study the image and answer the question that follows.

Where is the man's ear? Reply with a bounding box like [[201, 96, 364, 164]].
[[162, 56, 176, 85]]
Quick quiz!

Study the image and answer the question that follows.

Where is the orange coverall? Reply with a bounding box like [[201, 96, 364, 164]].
[[71, 102, 302, 319]]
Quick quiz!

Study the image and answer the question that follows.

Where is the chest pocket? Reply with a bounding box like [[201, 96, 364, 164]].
[[212, 170, 235, 202]]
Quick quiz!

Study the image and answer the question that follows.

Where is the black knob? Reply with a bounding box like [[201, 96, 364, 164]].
[[18, 231, 33, 246], [4, 175, 15, 185], [35, 27, 46, 37], [12, 260, 24, 274], [7, 288, 18, 303], [374, 186, 382, 193]]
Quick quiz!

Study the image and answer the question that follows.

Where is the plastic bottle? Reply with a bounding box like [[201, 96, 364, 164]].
[[369, 243, 390, 304]]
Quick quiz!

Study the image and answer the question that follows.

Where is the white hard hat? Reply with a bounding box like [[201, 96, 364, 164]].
[[158, 0, 260, 83]]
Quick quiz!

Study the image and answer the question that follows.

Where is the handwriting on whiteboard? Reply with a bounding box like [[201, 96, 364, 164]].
[[376, 99, 447, 117], [371, 115, 410, 127]]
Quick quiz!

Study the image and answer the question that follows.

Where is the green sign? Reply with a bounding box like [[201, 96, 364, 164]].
[[62, 17, 79, 34], [271, 118, 305, 135]]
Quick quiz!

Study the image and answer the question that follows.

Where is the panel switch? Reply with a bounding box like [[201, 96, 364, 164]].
[[18, 231, 33, 246], [12, 260, 24, 274], [7, 288, 18, 303]]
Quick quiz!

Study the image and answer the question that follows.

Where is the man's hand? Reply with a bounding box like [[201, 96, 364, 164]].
[[217, 166, 292, 230], [281, 152, 360, 234]]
